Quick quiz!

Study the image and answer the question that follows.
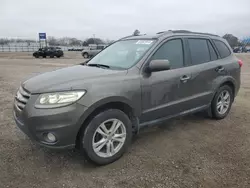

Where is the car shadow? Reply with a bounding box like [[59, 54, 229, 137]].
[[133, 112, 209, 142], [25, 113, 209, 168]]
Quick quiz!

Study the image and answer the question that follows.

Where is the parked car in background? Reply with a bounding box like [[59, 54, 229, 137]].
[[82, 45, 107, 58], [233, 46, 248, 53], [68, 48, 83, 51], [233, 47, 241, 53], [33, 47, 64, 58], [14, 30, 241, 165]]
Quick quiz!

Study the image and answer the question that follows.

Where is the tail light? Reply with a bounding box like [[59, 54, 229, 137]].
[[238, 60, 243, 68]]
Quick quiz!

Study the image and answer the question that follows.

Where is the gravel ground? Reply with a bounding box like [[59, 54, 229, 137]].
[[0, 53, 250, 188]]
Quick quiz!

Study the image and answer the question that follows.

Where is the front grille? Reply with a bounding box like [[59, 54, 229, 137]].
[[15, 86, 31, 111]]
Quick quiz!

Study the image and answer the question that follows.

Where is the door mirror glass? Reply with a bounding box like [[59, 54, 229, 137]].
[[148, 59, 170, 72]]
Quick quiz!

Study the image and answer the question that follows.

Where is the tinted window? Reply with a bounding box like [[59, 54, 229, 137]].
[[151, 39, 184, 69], [207, 41, 218, 61], [213, 40, 231, 58], [188, 39, 210, 65]]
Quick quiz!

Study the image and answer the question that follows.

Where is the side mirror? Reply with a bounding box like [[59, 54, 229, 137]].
[[148, 59, 171, 72]]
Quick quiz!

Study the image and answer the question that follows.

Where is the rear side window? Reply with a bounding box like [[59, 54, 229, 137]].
[[188, 39, 210, 65], [207, 41, 218, 61], [151, 39, 184, 69], [213, 40, 231, 58]]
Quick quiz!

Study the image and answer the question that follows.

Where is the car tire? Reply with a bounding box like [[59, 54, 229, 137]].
[[211, 85, 233, 120], [56, 56, 61, 58], [83, 53, 89, 59], [43, 56, 46, 58], [80, 109, 132, 165]]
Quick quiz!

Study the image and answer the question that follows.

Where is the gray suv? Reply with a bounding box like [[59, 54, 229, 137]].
[[82, 45, 107, 58], [13, 30, 242, 165]]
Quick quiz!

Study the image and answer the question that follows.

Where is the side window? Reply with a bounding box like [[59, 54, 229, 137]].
[[213, 40, 231, 58], [188, 39, 210, 65], [207, 41, 218, 61], [151, 39, 184, 69]]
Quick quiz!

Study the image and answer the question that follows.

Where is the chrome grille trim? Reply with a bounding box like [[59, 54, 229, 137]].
[[15, 86, 31, 111], [15, 91, 28, 103], [19, 86, 30, 98]]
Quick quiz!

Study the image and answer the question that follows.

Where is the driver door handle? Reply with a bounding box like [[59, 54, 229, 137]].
[[180, 75, 190, 83]]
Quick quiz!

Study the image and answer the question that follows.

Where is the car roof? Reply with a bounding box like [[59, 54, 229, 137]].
[[121, 30, 221, 41]]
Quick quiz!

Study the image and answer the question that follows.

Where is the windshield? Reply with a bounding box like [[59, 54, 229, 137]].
[[87, 39, 155, 69]]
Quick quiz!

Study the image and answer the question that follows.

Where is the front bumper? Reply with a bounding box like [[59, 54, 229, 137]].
[[13, 94, 88, 149]]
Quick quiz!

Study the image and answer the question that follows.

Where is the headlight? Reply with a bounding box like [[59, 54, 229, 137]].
[[35, 91, 86, 108]]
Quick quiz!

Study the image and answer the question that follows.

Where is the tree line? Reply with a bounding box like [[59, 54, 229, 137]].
[[0, 37, 114, 46], [46, 37, 114, 46]]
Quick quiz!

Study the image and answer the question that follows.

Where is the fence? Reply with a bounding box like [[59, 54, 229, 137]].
[[0, 45, 40, 52], [0, 45, 86, 52]]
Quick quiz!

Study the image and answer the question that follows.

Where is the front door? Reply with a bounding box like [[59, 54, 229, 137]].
[[140, 38, 195, 123]]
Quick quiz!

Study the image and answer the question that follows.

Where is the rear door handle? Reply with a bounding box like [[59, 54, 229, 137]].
[[180, 75, 190, 83], [215, 66, 225, 72]]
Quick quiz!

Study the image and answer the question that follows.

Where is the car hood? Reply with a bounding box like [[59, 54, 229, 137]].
[[23, 65, 127, 93]]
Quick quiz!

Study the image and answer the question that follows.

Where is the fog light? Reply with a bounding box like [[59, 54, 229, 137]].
[[46, 132, 57, 142]]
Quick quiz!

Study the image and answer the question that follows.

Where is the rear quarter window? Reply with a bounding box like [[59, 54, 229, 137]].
[[213, 40, 231, 58]]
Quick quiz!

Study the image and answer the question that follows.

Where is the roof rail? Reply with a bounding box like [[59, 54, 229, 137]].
[[170, 30, 219, 37], [156, 30, 172, 35], [156, 30, 219, 37]]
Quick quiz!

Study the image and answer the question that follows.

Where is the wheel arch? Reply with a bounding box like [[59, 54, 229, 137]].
[[75, 97, 140, 148], [212, 76, 236, 101], [82, 52, 89, 57], [219, 81, 235, 99]]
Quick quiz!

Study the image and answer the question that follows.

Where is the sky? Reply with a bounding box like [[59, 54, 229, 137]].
[[1, 0, 250, 40]]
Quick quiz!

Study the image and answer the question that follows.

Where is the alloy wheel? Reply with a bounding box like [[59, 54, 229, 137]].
[[92, 118, 126, 158], [216, 90, 230, 115]]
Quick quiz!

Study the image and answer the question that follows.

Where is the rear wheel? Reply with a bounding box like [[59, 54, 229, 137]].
[[211, 85, 233, 119], [83, 52, 89, 59], [80, 109, 132, 165]]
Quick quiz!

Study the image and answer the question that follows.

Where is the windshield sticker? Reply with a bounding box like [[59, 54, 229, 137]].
[[136, 40, 153, 45]]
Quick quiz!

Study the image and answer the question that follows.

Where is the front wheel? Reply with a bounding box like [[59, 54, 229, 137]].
[[80, 109, 132, 165], [211, 85, 233, 119]]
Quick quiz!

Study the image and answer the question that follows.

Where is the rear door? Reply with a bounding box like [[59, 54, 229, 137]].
[[184, 37, 221, 106], [89, 46, 100, 56]]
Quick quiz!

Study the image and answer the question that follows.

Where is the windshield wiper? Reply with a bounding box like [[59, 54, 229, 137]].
[[87, 63, 110, 69]]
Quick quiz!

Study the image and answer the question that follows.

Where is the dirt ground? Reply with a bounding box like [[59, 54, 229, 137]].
[[1, 52, 250, 188]]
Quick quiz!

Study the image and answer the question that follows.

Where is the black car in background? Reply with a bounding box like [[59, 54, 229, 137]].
[[233, 46, 249, 53], [33, 47, 64, 58]]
